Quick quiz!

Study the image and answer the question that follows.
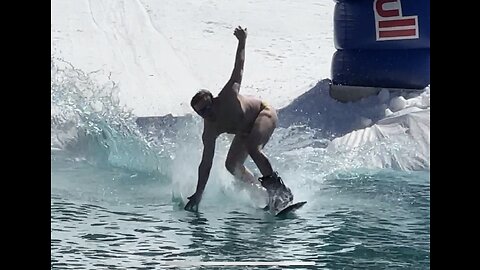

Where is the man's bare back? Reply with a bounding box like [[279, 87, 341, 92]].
[[206, 88, 270, 136]]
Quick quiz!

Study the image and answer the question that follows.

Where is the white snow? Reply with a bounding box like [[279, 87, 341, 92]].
[[389, 96, 407, 112], [51, 0, 202, 116], [51, 0, 336, 116]]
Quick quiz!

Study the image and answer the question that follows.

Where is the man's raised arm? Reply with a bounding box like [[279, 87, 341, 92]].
[[220, 26, 247, 96]]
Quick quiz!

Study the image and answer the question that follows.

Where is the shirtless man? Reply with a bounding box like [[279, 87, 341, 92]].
[[184, 26, 293, 212]]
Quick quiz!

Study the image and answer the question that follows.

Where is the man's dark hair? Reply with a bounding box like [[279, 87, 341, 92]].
[[191, 89, 213, 107]]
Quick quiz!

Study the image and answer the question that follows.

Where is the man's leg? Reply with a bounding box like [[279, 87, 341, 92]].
[[225, 135, 255, 183], [246, 107, 293, 211], [225, 135, 267, 204], [245, 107, 278, 176]]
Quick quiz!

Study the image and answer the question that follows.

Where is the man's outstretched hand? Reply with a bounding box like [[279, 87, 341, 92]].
[[234, 26, 247, 41], [184, 191, 203, 212]]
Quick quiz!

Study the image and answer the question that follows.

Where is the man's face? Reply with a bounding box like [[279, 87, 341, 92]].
[[193, 95, 214, 120]]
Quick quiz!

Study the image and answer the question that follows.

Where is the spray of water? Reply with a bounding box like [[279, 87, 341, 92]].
[[51, 57, 162, 174]]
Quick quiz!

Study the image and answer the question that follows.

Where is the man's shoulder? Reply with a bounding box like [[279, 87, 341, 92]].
[[218, 80, 240, 97]]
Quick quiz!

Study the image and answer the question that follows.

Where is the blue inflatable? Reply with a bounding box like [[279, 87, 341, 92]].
[[332, 49, 430, 89], [334, 0, 430, 50], [331, 0, 430, 90]]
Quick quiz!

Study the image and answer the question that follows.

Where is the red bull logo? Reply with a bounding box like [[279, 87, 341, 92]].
[[374, 0, 419, 41]]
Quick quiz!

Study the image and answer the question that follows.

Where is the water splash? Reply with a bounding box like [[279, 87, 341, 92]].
[[51, 57, 161, 174]]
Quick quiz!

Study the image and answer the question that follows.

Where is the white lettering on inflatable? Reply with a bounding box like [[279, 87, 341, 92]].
[[374, 0, 419, 41]]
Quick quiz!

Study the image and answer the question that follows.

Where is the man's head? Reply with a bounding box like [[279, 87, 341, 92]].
[[191, 89, 215, 120]]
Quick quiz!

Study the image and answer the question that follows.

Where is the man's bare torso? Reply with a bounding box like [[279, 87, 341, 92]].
[[205, 84, 263, 137]]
